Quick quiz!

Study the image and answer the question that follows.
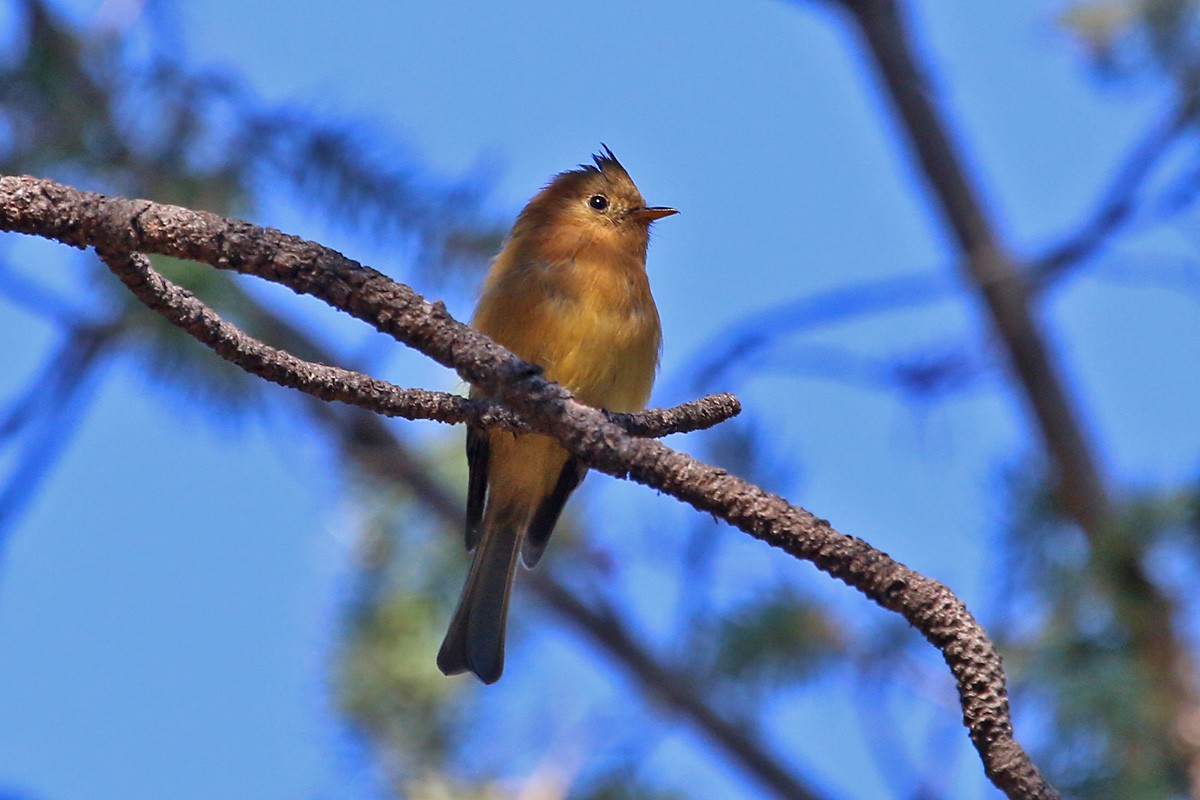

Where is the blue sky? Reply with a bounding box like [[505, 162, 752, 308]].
[[2, 1, 1199, 799]]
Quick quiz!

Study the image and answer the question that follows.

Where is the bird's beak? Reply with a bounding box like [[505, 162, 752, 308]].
[[635, 206, 679, 222]]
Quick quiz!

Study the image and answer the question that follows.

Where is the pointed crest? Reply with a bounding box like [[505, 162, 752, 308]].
[[584, 143, 630, 182]]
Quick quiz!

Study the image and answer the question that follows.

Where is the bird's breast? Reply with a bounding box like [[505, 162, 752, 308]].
[[474, 251, 661, 413]]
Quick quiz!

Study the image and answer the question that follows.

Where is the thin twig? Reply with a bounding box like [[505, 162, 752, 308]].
[[688, 271, 955, 390], [94, 247, 739, 439]]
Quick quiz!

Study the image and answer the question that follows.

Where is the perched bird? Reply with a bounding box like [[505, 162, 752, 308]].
[[437, 147, 676, 684]]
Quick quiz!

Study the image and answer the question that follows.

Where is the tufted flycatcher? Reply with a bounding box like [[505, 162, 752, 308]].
[[437, 146, 676, 684]]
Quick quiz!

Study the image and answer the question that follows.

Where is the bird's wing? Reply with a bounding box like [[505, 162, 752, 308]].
[[465, 426, 489, 551], [520, 458, 587, 568]]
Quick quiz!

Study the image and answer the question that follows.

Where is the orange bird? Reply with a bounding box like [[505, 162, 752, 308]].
[[437, 147, 677, 683]]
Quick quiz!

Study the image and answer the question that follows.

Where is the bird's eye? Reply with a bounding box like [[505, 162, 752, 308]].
[[588, 194, 609, 211]]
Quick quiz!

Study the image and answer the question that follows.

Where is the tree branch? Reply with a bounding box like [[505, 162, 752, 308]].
[[1029, 97, 1195, 289], [94, 247, 739, 439], [688, 271, 955, 390], [0, 174, 1056, 800], [822, 0, 1200, 791], [830, 0, 1111, 533], [532, 578, 829, 800]]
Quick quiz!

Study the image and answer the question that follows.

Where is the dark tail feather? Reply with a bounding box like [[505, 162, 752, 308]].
[[437, 524, 522, 684]]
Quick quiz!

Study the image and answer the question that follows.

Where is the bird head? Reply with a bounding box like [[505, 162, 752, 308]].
[[510, 146, 677, 259]]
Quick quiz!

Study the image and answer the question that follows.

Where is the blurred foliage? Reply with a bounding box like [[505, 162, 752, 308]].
[[1061, 0, 1200, 88], [994, 468, 1200, 798], [334, 475, 470, 783], [705, 587, 843, 689], [572, 769, 689, 800]]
